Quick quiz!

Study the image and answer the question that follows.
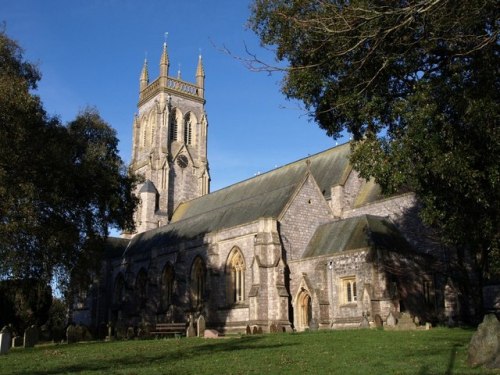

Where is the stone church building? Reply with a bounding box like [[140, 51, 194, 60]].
[[73, 42, 456, 334]]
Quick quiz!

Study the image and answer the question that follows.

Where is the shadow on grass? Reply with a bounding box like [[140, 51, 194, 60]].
[[12, 335, 296, 375]]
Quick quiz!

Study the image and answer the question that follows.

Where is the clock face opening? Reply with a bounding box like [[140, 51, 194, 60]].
[[177, 155, 189, 168]]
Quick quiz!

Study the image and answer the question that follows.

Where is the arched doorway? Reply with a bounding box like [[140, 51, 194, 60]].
[[297, 290, 312, 331]]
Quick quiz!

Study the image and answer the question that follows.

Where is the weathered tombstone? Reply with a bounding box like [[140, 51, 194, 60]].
[[374, 314, 383, 328], [0, 326, 11, 355], [246, 325, 251, 335], [309, 319, 319, 331], [204, 329, 220, 338], [396, 313, 417, 330], [257, 327, 263, 334], [23, 325, 38, 348], [425, 322, 432, 330], [467, 314, 500, 369], [359, 315, 370, 328], [414, 316, 420, 326], [186, 320, 196, 338], [106, 323, 114, 341], [66, 324, 77, 344], [252, 326, 258, 335], [12, 336, 23, 347], [386, 312, 397, 327], [197, 315, 206, 338]]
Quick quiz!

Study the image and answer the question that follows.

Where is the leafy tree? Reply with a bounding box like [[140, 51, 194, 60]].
[[250, 0, 499, 312], [0, 28, 138, 303]]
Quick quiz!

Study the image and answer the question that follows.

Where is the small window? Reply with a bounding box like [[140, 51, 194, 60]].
[[341, 277, 357, 304], [184, 117, 192, 145], [170, 113, 178, 141]]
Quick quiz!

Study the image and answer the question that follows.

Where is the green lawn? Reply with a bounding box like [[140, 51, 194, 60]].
[[0, 328, 497, 375]]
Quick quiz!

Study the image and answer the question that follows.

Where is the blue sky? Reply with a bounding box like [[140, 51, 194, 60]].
[[2, 0, 347, 192]]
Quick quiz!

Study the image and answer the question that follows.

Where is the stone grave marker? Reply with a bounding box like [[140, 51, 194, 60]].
[[66, 324, 76, 344], [270, 323, 277, 333], [197, 315, 206, 337], [374, 314, 383, 328], [467, 314, 500, 369], [246, 325, 251, 335], [397, 313, 416, 330], [386, 312, 397, 327], [23, 325, 38, 348], [257, 327, 263, 334], [359, 315, 370, 328], [186, 320, 196, 337], [252, 326, 258, 335], [0, 326, 11, 355], [12, 336, 23, 347], [309, 319, 319, 331]]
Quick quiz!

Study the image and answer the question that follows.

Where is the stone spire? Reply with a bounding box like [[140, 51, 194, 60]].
[[140, 58, 149, 92], [160, 41, 169, 80], [196, 54, 205, 98]]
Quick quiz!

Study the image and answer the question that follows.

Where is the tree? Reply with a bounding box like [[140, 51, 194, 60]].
[[250, 0, 499, 310], [0, 28, 138, 300]]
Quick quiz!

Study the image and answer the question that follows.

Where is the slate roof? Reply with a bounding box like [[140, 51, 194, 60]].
[[139, 179, 158, 194], [302, 215, 410, 258]]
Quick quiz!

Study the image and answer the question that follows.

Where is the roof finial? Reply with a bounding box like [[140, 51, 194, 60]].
[[177, 63, 182, 79], [164, 32, 168, 46]]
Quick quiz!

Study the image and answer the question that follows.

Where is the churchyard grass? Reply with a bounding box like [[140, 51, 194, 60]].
[[0, 328, 497, 374]]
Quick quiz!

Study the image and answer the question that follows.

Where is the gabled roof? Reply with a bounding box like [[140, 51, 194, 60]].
[[303, 215, 411, 258], [139, 179, 158, 194], [122, 143, 353, 257]]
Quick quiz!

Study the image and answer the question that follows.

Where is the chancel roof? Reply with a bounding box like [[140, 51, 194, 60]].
[[303, 215, 410, 258]]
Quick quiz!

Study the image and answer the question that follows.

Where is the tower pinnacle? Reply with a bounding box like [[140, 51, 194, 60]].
[[140, 58, 149, 92]]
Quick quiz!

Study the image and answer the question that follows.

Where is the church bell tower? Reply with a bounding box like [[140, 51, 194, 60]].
[[127, 41, 210, 236]]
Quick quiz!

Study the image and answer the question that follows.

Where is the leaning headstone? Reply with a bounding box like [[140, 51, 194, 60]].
[[467, 314, 500, 369], [246, 325, 251, 335], [23, 325, 38, 348], [0, 327, 11, 355], [66, 324, 77, 344], [386, 312, 397, 327], [12, 336, 23, 347], [374, 314, 383, 328], [197, 315, 206, 338], [252, 326, 258, 335], [186, 321, 196, 338]]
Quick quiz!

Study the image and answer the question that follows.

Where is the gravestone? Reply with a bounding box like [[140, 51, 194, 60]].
[[204, 329, 220, 338], [359, 315, 370, 328], [126, 326, 135, 340], [386, 312, 397, 327], [257, 327, 263, 334], [396, 313, 417, 330], [374, 314, 383, 328], [66, 324, 77, 344], [309, 319, 319, 331], [23, 325, 38, 348], [467, 314, 500, 369], [186, 320, 196, 338], [0, 326, 11, 355], [252, 326, 258, 335], [12, 336, 23, 347], [246, 325, 251, 335], [197, 315, 205, 338]]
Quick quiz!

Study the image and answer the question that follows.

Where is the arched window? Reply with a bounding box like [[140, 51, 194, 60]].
[[169, 110, 178, 141], [149, 111, 156, 146], [135, 269, 148, 304], [184, 115, 192, 145], [113, 273, 125, 305], [227, 248, 245, 304], [342, 277, 357, 304], [161, 264, 175, 310], [191, 257, 205, 307]]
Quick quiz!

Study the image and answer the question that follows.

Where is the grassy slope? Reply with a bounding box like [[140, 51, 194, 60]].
[[0, 328, 498, 375]]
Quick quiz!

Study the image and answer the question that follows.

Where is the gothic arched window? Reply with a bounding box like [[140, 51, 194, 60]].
[[191, 257, 205, 307], [184, 115, 192, 145], [227, 248, 245, 304], [170, 111, 178, 141], [161, 264, 174, 310]]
